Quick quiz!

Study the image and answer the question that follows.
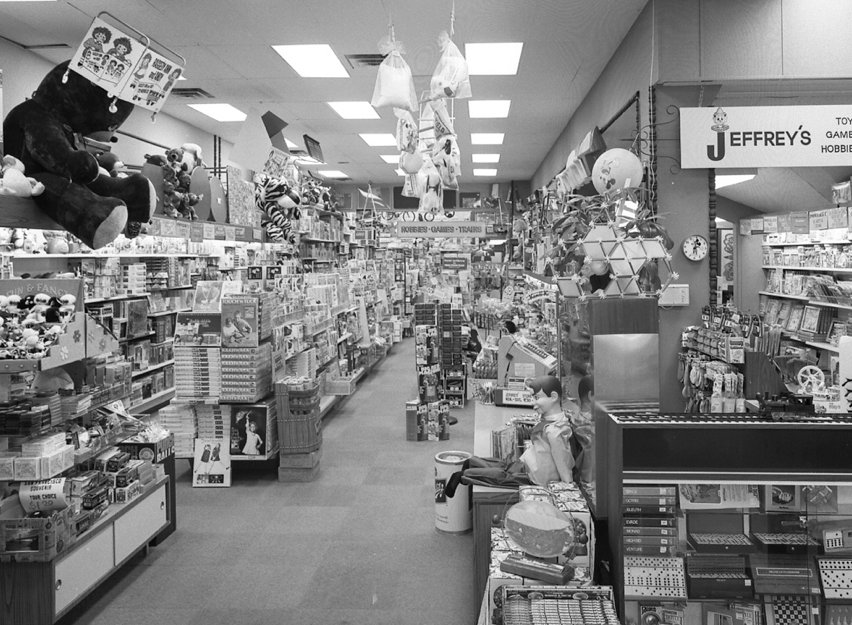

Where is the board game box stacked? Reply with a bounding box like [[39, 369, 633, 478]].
[[157, 403, 196, 457], [220, 344, 272, 402], [621, 484, 687, 601], [174, 346, 222, 399], [622, 484, 679, 557]]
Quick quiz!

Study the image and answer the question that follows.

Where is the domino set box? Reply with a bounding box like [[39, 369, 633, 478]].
[[619, 482, 852, 625]]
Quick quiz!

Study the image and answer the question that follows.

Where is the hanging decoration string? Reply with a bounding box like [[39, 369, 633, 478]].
[[450, 0, 456, 37]]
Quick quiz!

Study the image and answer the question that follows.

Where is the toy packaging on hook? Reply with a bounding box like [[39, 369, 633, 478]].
[[430, 31, 471, 100]]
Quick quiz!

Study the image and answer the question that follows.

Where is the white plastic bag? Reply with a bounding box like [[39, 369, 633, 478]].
[[395, 109, 418, 153], [371, 39, 417, 112], [430, 31, 471, 99]]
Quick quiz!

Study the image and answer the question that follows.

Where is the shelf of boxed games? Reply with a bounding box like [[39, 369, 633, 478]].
[[162, 280, 399, 461], [606, 412, 852, 624]]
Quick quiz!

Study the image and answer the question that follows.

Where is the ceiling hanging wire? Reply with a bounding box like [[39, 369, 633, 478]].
[[450, 0, 456, 37]]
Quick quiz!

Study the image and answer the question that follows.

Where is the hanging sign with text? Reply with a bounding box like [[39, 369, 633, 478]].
[[393, 222, 487, 238], [681, 105, 852, 168]]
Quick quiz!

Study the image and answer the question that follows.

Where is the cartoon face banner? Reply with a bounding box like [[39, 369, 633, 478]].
[[69, 16, 184, 113]]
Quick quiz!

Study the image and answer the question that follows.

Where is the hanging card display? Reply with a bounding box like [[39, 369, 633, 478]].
[[68, 13, 184, 113], [69, 16, 148, 93]]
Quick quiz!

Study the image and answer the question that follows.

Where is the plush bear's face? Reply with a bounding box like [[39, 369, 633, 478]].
[[32, 60, 134, 136]]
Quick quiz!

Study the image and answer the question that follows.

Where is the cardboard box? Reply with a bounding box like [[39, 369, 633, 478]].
[[0, 505, 74, 562], [118, 433, 175, 463]]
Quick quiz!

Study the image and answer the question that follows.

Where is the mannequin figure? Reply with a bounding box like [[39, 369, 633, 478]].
[[520, 375, 575, 485]]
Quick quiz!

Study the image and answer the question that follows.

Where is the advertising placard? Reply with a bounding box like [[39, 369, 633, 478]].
[[681, 105, 852, 168]]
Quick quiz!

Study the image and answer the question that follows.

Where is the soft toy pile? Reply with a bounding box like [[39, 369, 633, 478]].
[[0, 292, 77, 360], [254, 173, 301, 243], [144, 144, 203, 220], [2, 60, 156, 250]]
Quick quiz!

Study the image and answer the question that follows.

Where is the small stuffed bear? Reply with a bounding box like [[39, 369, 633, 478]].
[[0, 155, 45, 197], [2, 60, 156, 249]]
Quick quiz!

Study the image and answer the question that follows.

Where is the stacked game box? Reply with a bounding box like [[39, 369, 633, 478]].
[[220, 344, 272, 402], [622, 484, 679, 556], [174, 346, 222, 399], [196, 404, 230, 441], [157, 403, 197, 458]]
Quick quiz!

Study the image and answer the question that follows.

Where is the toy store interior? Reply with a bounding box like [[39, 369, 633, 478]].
[[3, 2, 852, 625]]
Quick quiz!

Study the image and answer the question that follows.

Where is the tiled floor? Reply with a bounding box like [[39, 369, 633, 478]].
[[59, 337, 476, 625]]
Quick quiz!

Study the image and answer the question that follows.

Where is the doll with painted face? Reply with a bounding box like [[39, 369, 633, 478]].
[[520, 375, 576, 486]]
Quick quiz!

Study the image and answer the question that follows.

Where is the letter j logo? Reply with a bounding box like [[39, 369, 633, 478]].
[[707, 132, 726, 162]]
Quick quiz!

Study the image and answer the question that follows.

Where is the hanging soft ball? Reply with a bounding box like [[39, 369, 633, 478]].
[[400, 150, 423, 175], [591, 148, 644, 195], [589, 260, 610, 276]]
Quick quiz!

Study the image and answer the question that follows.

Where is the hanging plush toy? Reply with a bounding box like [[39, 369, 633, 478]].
[[254, 173, 301, 243], [2, 60, 156, 249]]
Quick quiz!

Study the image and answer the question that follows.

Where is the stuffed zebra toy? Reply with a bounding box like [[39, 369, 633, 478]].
[[254, 173, 301, 243]]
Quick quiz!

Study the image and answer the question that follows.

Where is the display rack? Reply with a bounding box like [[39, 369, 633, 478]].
[[605, 412, 852, 623]]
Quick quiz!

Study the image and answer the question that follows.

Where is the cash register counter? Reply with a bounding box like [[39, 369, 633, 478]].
[[472, 401, 524, 619]]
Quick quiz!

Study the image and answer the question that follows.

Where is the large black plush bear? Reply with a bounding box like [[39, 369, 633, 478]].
[[3, 60, 155, 249]]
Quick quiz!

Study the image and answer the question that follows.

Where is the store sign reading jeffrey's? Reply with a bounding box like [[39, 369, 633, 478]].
[[680, 105, 852, 168]]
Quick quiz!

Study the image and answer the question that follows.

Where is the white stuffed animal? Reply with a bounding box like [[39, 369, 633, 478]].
[[0, 156, 45, 197]]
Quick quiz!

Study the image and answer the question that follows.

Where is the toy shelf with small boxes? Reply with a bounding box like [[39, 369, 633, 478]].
[[605, 412, 852, 625]]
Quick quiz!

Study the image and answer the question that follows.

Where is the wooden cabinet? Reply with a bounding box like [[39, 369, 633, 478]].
[[0, 478, 170, 625]]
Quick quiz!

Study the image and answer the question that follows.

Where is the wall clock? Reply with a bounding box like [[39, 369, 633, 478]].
[[682, 234, 709, 261]]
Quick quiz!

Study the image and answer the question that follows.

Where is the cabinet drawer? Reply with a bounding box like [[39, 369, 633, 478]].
[[114, 483, 167, 564], [54, 525, 114, 616]]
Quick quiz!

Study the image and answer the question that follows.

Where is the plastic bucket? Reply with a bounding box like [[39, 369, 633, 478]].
[[434, 450, 472, 534]]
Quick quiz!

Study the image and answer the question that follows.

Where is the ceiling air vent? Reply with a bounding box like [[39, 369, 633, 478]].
[[344, 53, 386, 69], [170, 87, 215, 99]]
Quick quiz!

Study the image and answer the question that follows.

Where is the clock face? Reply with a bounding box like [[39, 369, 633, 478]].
[[682, 235, 708, 261]]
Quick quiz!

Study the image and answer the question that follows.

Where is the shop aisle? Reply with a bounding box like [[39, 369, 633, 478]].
[[62, 337, 476, 625]]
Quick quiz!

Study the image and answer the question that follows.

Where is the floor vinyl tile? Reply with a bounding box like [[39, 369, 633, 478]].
[[60, 339, 475, 625]]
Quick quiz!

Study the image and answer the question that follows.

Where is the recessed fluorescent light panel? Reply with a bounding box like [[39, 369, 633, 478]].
[[465, 42, 523, 75], [471, 133, 504, 145], [285, 138, 300, 150], [319, 170, 348, 178], [468, 100, 511, 118], [716, 174, 756, 189], [187, 103, 247, 122], [327, 101, 379, 119], [473, 168, 498, 177], [380, 155, 399, 164], [472, 154, 500, 163], [272, 44, 349, 78], [395, 168, 406, 176], [359, 133, 397, 147]]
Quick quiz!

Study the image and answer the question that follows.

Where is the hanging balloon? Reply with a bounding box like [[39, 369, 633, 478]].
[[591, 148, 644, 195]]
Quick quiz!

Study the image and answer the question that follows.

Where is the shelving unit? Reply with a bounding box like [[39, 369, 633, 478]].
[[606, 412, 852, 623]]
